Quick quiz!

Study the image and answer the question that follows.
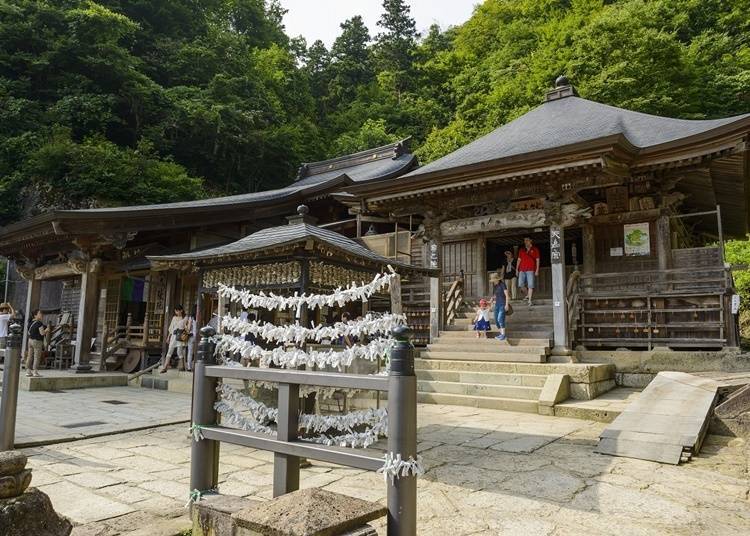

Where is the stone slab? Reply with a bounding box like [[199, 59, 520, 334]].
[[596, 372, 719, 464], [233, 488, 386, 536]]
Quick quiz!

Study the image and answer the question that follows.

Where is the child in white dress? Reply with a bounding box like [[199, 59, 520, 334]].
[[473, 299, 492, 338]]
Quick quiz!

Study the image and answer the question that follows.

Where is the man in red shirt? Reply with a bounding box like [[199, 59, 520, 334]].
[[516, 237, 540, 306]]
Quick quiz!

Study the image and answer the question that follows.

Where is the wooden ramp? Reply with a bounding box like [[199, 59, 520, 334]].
[[595, 371, 719, 465]]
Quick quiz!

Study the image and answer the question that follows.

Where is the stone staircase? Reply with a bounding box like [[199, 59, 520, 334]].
[[416, 299, 559, 413]]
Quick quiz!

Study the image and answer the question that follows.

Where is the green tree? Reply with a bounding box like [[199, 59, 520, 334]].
[[374, 0, 419, 97], [329, 16, 373, 103], [331, 118, 400, 156]]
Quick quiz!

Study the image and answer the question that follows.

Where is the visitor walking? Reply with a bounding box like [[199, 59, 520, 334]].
[[490, 274, 511, 341], [517, 237, 540, 307], [26, 309, 48, 377], [502, 250, 518, 301], [473, 299, 492, 338], [160, 305, 190, 373], [0, 302, 15, 349]]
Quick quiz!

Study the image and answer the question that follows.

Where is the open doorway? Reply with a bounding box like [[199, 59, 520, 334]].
[[485, 228, 582, 299]]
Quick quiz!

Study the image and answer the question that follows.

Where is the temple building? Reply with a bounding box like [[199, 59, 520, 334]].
[[1, 78, 749, 394]]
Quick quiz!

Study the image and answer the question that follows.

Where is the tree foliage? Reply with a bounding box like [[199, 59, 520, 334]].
[[0, 0, 749, 225]]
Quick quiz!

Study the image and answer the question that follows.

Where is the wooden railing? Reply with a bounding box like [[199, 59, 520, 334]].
[[580, 266, 729, 296], [444, 272, 464, 326], [566, 270, 581, 346]]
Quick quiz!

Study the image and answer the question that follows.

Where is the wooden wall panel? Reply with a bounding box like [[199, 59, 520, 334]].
[[594, 221, 658, 274], [442, 240, 478, 297]]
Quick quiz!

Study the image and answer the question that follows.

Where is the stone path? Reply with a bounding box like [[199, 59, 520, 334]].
[[21, 404, 750, 536], [11, 386, 191, 446]]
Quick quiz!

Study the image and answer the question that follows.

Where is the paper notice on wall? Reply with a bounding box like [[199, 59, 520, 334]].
[[732, 294, 740, 314], [610, 247, 623, 257], [623, 222, 650, 256]]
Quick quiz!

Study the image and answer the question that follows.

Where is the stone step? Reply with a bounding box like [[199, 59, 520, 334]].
[[414, 357, 581, 375], [419, 351, 546, 363], [453, 316, 552, 326], [416, 369, 548, 387], [435, 333, 551, 345], [417, 379, 542, 400], [426, 342, 549, 354], [417, 392, 539, 413], [444, 326, 553, 338]]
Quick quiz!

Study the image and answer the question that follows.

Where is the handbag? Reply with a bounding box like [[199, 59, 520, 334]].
[[505, 303, 514, 316]]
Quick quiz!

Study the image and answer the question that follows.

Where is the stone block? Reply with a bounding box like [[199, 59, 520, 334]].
[[0, 451, 27, 477], [0, 488, 72, 536], [233, 488, 386, 536], [714, 385, 750, 419], [615, 372, 655, 388], [538, 374, 570, 409], [192, 493, 259, 536]]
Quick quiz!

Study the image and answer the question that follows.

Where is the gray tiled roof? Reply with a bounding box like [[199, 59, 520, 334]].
[[148, 222, 430, 274], [59, 141, 415, 215], [406, 96, 750, 178]]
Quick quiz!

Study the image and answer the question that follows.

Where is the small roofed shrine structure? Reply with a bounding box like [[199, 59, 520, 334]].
[[147, 205, 438, 342], [346, 76, 750, 353]]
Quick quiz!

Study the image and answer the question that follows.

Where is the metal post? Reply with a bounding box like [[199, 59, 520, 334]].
[[387, 326, 417, 536], [190, 326, 219, 493], [0, 323, 23, 450], [273, 382, 300, 497]]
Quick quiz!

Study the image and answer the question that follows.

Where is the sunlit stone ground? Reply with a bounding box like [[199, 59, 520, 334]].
[[21, 403, 750, 536]]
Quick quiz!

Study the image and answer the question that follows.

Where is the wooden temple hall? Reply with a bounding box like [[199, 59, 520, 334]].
[[1, 77, 749, 376]]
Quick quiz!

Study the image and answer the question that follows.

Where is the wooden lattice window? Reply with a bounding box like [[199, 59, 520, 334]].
[[145, 272, 166, 344]]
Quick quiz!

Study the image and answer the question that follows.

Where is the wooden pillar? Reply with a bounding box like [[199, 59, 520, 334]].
[[429, 276, 441, 342], [656, 215, 671, 271], [71, 262, 100, 373], [390, 273, 402, 315], [476, 237, 487, 298], [550, 225, 570, 355], [162, 271, 177, 355], [582, 224, 595, 275], [21, 276, 41, 359]]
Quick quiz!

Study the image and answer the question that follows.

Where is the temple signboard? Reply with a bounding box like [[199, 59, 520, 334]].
[[440, 205, 591, 238]]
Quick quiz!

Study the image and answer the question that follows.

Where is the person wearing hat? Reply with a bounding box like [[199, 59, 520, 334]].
[[0, 302, 14, 350], [473, 299, 492, 338], [490, 273, 511, 341]]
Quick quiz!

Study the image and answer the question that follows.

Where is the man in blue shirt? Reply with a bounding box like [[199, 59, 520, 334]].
[[491, 274, 511, 341]]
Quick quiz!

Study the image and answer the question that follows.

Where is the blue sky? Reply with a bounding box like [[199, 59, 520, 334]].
[[281, 1, 479, 48]]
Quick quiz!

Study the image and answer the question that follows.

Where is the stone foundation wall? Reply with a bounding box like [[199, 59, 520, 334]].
[[576, 349, 750, 388]]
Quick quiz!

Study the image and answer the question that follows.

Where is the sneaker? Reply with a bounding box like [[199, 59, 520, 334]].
[[497, 334, 507, 341], [33, 371, 41, 377], [25, 372, 33, 377]]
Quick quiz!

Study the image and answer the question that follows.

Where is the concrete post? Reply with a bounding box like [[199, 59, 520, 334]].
[[387, 326, 417, 536], [71, 265, 100, 373], [273, 383, 300, 497], [550, 225, 569, 354], [0, 323, 22, 450], [190, 326, 219, 494], [21, 278, 41, 365]]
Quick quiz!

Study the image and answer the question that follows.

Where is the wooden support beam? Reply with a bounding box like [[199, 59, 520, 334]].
[[582, 224, 595, 276], [71, 263, 101, 373], [656, 215, 672, 271]]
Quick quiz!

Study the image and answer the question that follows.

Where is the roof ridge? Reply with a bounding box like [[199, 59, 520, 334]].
[[296, 138, 411, 180]]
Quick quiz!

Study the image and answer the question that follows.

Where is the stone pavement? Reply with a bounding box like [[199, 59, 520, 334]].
[[11, 386, 191, 446], [21, 404, 750, 536]]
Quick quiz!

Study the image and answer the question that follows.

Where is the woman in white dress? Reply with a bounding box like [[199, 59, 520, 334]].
[[160, 305, 191, 372], [0, 302, 15, 350]]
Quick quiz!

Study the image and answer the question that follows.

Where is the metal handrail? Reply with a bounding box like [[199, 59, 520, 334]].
[[190, 325, 418, 535]]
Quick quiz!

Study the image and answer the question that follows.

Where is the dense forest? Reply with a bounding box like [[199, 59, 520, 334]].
[[0, 0, 749, 224]]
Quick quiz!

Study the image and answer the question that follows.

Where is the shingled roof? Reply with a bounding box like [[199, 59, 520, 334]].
[[405, 88, 750, 179], [148, 206, 434, 275]]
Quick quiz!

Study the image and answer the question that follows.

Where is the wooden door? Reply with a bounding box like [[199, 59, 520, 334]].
[[442, 240, 478, 296]]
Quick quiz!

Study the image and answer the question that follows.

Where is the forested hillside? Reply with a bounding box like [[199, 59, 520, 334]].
[[1, 0, 748, 224]]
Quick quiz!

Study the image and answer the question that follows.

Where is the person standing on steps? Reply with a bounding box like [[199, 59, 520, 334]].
[[502, 250, 518, 301], [490, 274, 511, 341], [517, 237, 540, 307]]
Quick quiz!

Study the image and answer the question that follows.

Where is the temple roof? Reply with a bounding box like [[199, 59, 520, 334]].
[[148, 206, 435, 275], [404, 94, 750, 179]]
